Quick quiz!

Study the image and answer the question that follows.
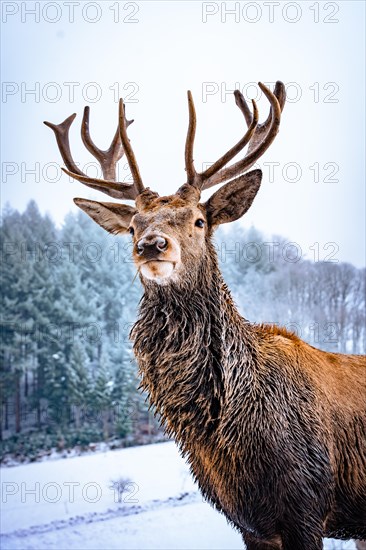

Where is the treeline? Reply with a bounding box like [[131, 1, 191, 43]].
[[1, 202, 365, 458], [216, 226, 365, 355], [0, 201, 151, 457]]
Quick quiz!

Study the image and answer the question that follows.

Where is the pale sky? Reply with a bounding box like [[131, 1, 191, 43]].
[[1, 0, 365, 266]]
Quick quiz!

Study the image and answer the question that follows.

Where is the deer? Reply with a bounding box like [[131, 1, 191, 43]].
[[44, 81, 366, 550]]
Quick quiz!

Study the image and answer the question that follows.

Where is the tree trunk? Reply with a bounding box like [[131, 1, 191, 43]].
[[37, 401, 41, 429], [36, 364, 42, 429], [15, 374, 21, 433], [0, 404, 3, 441], [5, 399, 9, 430], [74, 405, 81, 430], [102, 409, 109, 440], [24, 367, 28, 397]]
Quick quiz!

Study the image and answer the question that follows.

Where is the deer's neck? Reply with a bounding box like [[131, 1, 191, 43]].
[[132, 244, 256, 445]]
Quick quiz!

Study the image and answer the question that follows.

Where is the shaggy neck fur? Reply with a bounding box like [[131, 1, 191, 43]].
[[131, 238, 366, 546], [132, 240, 256, 449]]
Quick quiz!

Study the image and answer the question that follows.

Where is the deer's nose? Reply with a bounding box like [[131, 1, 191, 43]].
[[136, 235, 168, 257]]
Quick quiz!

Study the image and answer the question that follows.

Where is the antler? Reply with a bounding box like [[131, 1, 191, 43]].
[[185, 81, 286, 191], [44, 99, 144, 200]]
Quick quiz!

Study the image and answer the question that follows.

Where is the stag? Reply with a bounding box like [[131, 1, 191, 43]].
[[45, 81, 366, 550]]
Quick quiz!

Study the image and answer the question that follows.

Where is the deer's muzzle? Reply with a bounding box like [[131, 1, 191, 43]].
[[136, 235, 168, 259], [134, 232, 181, 283]]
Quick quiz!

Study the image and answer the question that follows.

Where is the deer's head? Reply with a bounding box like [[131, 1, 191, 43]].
[[45, 82, 285, 285]]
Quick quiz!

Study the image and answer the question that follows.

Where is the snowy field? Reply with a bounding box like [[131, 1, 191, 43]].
[[0, 441, 357, 549]]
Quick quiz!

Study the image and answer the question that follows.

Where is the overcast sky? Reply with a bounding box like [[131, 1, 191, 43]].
[[1, 1, 365, 266]]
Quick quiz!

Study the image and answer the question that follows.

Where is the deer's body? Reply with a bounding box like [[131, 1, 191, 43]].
[[133, 241, 366, 549], [45, 81, 366, 549]]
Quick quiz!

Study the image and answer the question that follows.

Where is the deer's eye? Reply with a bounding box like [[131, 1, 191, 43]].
[[129, 227, 135, 236], [195, 219, 205, 228]]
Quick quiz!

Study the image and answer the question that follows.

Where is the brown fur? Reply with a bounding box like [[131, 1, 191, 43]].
[[74, 174, 366, 550]]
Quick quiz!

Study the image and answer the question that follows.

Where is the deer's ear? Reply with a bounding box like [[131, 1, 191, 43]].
[[74, 198, 137, 234], [204, 169, 262, 227]]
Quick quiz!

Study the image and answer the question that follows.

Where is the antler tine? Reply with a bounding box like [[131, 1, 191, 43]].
[[60, 167, 138, 200], [44, 114, 85, 176], [81, 106, 133, 180], [185, 91, 197, 185], [199, 100, 258, 183], [184, 91, 258, 190], [201, 82, 284, 190], [119, 99, 145, 196], [235, 90, 253, 127], [237, 81, 286, 157], [44, 100, 144, 201]]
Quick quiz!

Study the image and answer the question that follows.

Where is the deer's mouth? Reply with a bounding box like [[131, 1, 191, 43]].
[[139, 260, 176, 282]]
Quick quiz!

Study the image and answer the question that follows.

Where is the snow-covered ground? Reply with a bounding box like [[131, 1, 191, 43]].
[[0, 441, 357, 549]]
